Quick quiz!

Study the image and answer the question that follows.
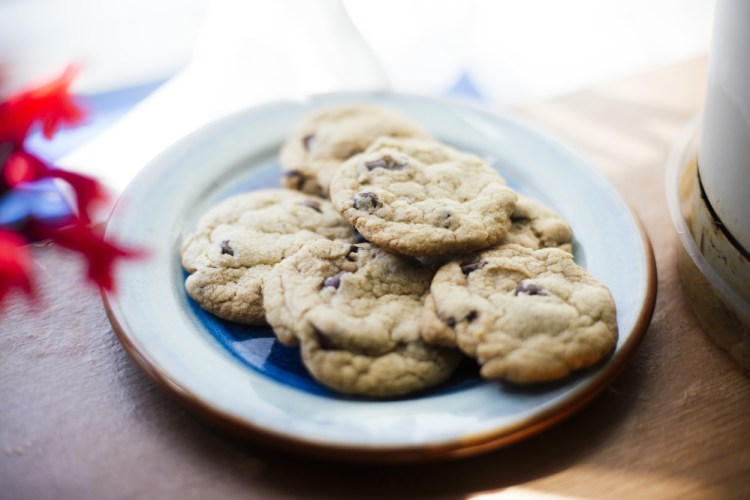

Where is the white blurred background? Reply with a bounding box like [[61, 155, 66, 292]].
[[1, 0, 714, 105], [0, 0, 716, 188]]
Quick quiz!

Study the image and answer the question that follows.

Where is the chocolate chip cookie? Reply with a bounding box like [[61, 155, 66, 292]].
[[263, 239, 461, 397], [330, 137, 518, 256], [421, 244, 617, 383], [504, 194, 573, 252], [279, 104, 430, 197], [181, 189, 357, 325]]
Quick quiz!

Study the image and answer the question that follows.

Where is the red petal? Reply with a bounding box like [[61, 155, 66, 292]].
[[3, 148, 108, 222], [30, 221, 145, 291], [48, 169, 109, 223], [0, 229, 35, 305], [3, 149, 50, 186], [0, 65, 86, 145]]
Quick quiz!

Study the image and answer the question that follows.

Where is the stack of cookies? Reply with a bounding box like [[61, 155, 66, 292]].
[[181, 104, 618, 398]]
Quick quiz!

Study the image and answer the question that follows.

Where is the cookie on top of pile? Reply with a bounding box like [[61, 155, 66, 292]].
[[181, 103, 618, 397]]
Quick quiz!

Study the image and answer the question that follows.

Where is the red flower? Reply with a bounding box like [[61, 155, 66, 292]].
[[0, 229, 34, 305], [0, 66, 146, 304], [0, 66, 85, 144]]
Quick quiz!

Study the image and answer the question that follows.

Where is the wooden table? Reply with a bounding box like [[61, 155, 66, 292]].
[[2, 57, 749, 499]]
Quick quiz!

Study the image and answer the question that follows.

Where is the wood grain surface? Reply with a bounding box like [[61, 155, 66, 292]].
[[2, 57, 749, 500]]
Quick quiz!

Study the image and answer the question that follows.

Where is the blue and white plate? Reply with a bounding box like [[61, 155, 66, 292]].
[[104, 93, 655, 462]]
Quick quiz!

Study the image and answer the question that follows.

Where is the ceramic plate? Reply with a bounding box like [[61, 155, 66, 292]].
[[104, 93, 655, 462]]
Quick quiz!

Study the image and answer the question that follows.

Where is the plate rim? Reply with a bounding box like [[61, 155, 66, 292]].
[[102, 91, 657, 463]]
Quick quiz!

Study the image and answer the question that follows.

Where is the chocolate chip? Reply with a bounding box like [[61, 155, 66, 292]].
[[364, 157, 405, 171], [323, 271, 347, 289], [283, 170, 306, 191], [514, 283, 546, 296], [303, 133, 315, 150], [346, 245, 359, 261], [460, 260, 485, 275], [443, 317, 456, 329], [299, 199, 322, 213], [220, 240, 234, 256], [441, 211, 452, 229], [466, 310, 478, 322], [352, 192, 381, 212]]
